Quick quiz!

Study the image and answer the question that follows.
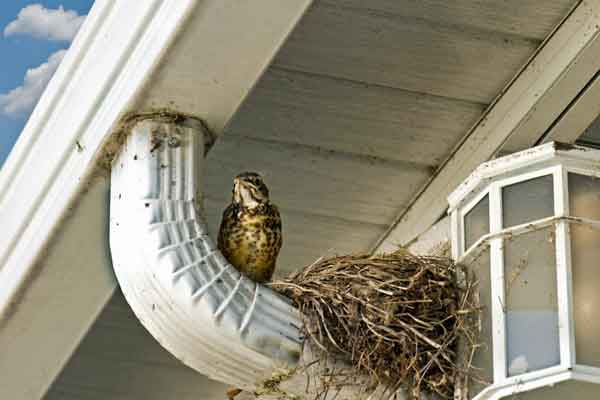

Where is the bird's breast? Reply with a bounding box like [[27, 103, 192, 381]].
[[221, 209, 281, 282]]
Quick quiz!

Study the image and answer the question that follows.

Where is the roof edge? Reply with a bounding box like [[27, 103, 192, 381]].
[[0, 0, 197, 319]]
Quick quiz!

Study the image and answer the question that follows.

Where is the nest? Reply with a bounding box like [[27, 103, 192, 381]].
[[272, 251, 480, 399]]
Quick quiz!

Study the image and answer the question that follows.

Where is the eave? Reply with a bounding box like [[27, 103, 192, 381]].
[[0, 1, 311, 398], [375, 0, 600, 252]]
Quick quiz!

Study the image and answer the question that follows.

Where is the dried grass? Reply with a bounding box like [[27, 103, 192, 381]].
[[271, 251, 480, 399]]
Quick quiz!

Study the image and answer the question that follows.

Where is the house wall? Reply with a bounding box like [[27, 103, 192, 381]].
[[43, 290, 230, 400]]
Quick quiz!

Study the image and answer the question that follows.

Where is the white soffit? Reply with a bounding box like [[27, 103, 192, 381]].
[[0, 1, 312, 399], [375, 0, 600, 253]]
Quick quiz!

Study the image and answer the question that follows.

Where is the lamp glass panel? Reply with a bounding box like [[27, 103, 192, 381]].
[[464, 194, 489, 251], [470, 246, 494, 395], [502, 175, 554, 228], [569, 173, 600, 366], [571, 224, 600, 367], [504, 228, 559, 376], [569, 173, 600, 220]]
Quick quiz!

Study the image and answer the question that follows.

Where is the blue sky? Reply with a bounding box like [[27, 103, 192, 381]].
[[0, 1, 94, 167]]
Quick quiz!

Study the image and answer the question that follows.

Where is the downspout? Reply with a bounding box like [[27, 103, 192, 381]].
[[109, 117, 303, 389]]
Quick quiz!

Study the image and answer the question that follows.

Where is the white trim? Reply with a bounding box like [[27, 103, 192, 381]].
[[449, 143, 600, 212], [449, 144, 557, 210], [474, 370, 573, 400], [0, 0, 197, 319], [450, 210, 460, 260], [554, 167, 575, 368], [473, 366, 600, 399], [500, 365, 568, 389], [489, 183, 506, 382], [0, 2, 196, 399], [554, 167, 569, 219], [564, 164, 600, 180], [375, 0, 600, 251], [542, 72, 600, 145]]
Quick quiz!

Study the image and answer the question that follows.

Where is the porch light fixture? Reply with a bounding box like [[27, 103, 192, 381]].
[[448, 142, 600, 399]]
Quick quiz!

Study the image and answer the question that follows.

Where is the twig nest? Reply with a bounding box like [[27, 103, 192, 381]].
[[272, 251, 479, 399]]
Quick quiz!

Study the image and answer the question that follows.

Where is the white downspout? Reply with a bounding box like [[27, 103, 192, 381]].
[[109, 117, 303, 390]]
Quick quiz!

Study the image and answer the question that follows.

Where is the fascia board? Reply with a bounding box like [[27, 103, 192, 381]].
[[0, 0, 197, 320], [0, 2, 196, 399]]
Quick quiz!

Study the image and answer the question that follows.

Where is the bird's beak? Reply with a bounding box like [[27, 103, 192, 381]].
[[233, 177, 244, 191], [235, 178, 253, 190]]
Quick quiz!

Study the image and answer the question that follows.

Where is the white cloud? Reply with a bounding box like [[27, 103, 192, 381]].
[[4, 4, 85, 41], [0, 5, 86, 117], [0, 49, 67, 116]]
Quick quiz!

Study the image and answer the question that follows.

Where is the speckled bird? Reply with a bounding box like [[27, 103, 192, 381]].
[[217, 172, 282, 283]]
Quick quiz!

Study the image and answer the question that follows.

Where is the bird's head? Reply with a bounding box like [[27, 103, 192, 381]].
[[232, 172, 270, 208]]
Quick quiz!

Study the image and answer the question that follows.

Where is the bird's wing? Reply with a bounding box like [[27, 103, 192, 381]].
[[269, 203, 283, 255], [217, 203, 238, 256]]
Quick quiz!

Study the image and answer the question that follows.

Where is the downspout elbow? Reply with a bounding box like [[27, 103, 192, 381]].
[[109, 117, 303, 389]]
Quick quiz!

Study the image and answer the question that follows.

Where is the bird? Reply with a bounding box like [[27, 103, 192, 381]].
[[217, 172, 282, 283], [217, 172, 282, 400]]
